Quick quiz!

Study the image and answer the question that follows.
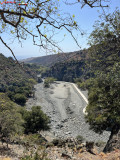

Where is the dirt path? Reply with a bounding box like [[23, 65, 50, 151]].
[[26, 81, 110, 142]]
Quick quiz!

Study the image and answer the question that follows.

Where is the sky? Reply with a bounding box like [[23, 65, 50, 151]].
[[0, 0, 120, 59]]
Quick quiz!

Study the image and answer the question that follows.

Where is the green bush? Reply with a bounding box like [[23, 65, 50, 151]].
[[76, 135, 85, 143], [77, 78, 94, 90], [21, 151, 50, 160], [44, 77, 56, 88], [95, 141, 106, 147], [44, 80, 50, 88], [23, 106, 50, 134], [14, 93, 27, 105]]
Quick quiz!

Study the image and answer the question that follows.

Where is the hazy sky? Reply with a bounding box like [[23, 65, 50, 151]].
[[0, 0, 120, 59]]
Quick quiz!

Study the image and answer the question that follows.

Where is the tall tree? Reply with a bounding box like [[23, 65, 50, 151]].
[[86, 10, 120, 152]]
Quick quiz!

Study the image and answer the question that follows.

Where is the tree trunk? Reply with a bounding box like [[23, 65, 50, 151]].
[[103, 125, 120, 153]]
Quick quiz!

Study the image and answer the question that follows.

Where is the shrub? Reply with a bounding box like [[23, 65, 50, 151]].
[[44, 80, 50, 88], [76, 135, 85, 144], [95, 141, 106, 147], [44, 77, 56, 88], [23, 106, 50, 134], [14, 93, 27, 105], [21, 151, 50, 160]]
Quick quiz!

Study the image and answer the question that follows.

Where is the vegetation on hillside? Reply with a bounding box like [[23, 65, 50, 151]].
[[0, 54, 50, 147], [85, 10, 120, 152], [44, 77, 57, 88], [21, 106, 50, 134], [0, 54, 43, 105], [42, 60, 88, 82], [0, 93, 50, 147]]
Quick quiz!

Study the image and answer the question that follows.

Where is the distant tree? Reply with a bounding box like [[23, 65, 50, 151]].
[[86, 10, 120, 152], [44, 80, 50, 88], [44, 77, 56, 87]]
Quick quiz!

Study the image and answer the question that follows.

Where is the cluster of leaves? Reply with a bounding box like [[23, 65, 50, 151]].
[[21, 106, 50, 134], [75, 78, 95, 90], [44, 77, 57, 88], [86, 63, 120, 133], [0, 0, 80, 55]]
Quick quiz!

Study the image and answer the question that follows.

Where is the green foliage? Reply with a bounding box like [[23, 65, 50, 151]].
[[0, 93, 24, 143], [23, 106, 50, 134], [88, 9, 120, 74], [21, 151, 50, 160], [0, 54, 39, 105], [76, 78, 95, 90], [44, 77, 56, 88], [86, 63, 120, 133], [76, 135, 85, 143], [20, 133, 47, 146], [44, 80, 50, 88], [28, 78, 37, 85], [43, 60, 86, 82], [14, 93, 27, 105], [85, 10, 120, 137]]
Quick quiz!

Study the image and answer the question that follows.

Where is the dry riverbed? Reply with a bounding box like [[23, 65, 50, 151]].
[[26, 81, 110, 142]]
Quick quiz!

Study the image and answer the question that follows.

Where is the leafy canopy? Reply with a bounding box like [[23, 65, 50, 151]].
[[86, 64, 120, 133], [23, 106, 50, 134], [86, 10, 120, 134]]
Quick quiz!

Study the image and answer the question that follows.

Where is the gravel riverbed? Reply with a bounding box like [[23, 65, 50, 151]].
[[26, 81, 110, 142]]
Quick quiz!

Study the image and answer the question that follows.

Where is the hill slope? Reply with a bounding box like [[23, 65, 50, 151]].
[[0, 53, 39, 104], [22, 50, 88, 67]]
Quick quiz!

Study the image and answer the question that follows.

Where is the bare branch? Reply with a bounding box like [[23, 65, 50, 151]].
[[65, 0, 109, 8]]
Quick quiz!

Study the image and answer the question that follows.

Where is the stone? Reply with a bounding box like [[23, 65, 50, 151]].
[[61, 152, 72, 159]]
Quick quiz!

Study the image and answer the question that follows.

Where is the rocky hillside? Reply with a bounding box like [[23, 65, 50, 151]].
[[0, 135, 120, 160], [22, 50, 88, 67]]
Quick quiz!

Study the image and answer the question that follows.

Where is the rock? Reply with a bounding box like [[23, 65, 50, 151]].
[[46, 142, 54, 148], [56, 126, 60, 129], [50, 91, 54, 94], [61, 152, 72, 159], [56, 124, 63, 129], [61, 119, 68, 123], [76, 144, 83, 150], [86, 141, 95, 155], [69, 111, 74, 114], [52, 138, 66, 147], [65, 131, 71, 135], [68, 143, 75, 148], [92, 148, 98, 155]]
